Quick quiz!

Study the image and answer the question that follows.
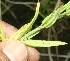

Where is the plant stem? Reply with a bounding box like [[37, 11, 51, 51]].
[[47, 27, 53, 61], [20, 26, 44, 40]]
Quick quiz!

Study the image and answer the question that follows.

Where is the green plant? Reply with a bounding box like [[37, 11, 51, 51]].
[[1, 1, 70, 47]]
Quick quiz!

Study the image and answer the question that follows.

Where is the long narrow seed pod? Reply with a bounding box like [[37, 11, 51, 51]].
[[9, 2, 40, 40]]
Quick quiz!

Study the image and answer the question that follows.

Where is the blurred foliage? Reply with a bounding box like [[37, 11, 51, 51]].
[[40, 0, 56, 15]]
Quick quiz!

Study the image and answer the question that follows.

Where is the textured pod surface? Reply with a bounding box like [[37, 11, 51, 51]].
[[23, 40, 67, 47]]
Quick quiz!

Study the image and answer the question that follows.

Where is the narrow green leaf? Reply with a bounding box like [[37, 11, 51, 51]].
[[22, 40, 67, 47]]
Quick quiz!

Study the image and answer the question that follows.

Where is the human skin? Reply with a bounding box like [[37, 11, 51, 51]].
[[0, 20, 39, 61]]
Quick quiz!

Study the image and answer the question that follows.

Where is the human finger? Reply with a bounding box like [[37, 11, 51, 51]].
[[2, 40, 27, 61], [0, 20, 40, 61], [0, 20, 17, 38], [0, 42, 10, 61], [27, 46, 39, 61]]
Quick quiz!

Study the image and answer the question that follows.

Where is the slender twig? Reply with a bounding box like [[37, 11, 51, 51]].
[[54, 0, 63, 10], [40, 53, 70, 58], [52, 26, 59, 61], [47, 27, 53, 61], [47, 1, 62, 60], [23, 4, 45, 18], [65, 51, 70, 61], [1, 2, 18, 22], [2, 2, 13, 15], [6, 0, 45, 18], [6, 0, 37, 5], [0, 0, 2, 20], [52, 0, 62, 60]]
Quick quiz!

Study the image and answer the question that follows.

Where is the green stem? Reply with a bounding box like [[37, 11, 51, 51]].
[[20, 1, 70, 41], [20, 26, 44, 41]]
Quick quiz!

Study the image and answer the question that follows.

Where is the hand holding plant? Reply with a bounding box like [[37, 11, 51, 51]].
[[1, 1, 70, 47], [0, 20, 39, 61], [0, 0, 70, 61]]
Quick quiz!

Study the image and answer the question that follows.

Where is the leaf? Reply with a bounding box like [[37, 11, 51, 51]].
[[22, 40, 67, 47], [0, 25, 6, 41]]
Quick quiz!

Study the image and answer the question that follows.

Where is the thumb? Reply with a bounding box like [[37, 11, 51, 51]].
[[0, 20, 17, 38], [2, 40, 27, 61], [0, 42, 10, 61]]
